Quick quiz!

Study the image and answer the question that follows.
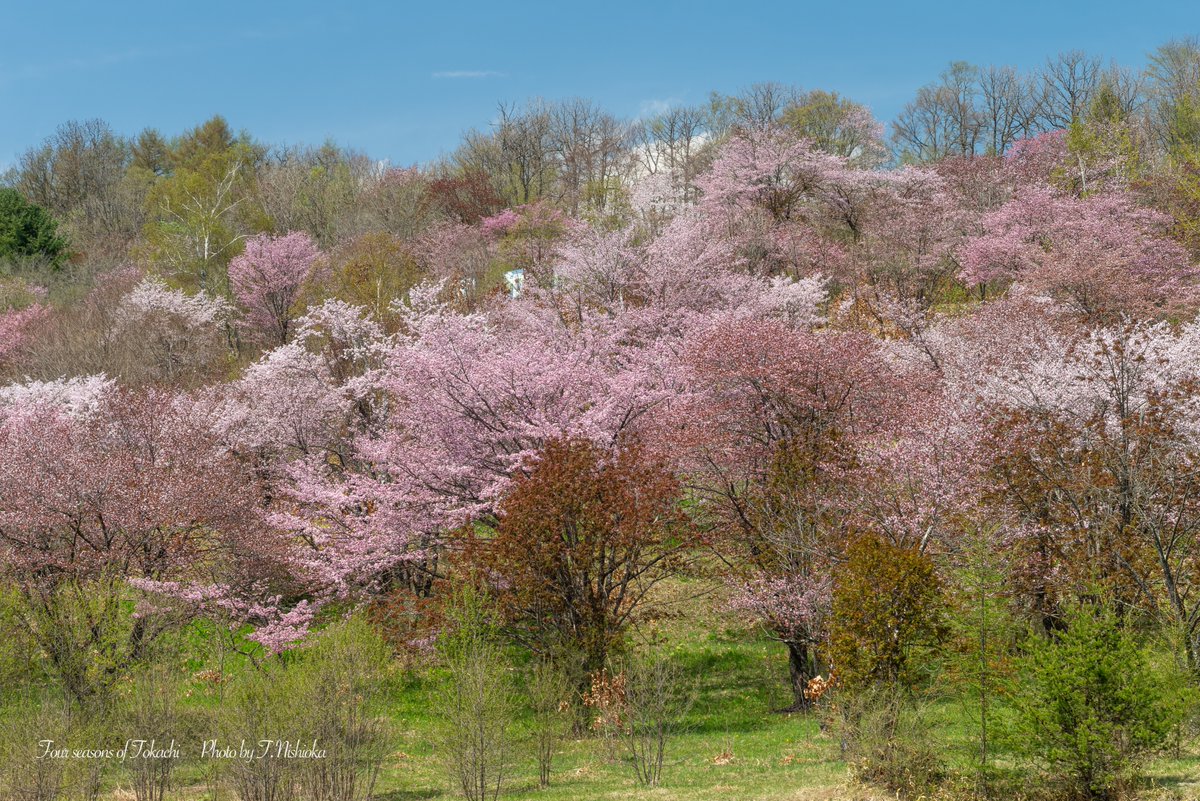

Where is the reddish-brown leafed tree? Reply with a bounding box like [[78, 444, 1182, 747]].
[[466, 437, 695, 676]]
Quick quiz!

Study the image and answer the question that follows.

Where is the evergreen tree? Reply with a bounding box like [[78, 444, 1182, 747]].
[[0, 189, 68, 268]]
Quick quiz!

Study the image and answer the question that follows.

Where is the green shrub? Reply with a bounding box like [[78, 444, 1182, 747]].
[[215, 616, 395, 801], [0, 584, 46, 701], [12, 576, 139, 708], [1010, 601, 1188, 800], [290, 615, 393, 801], [0, 698, 70, 801], [219, 665, 299, 801], [0, 189, 68, 269], [827, 536, 948, 797], [114, 663, 189, 801], [829, 535, 947, 694]]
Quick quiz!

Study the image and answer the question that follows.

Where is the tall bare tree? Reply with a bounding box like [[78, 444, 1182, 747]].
[[547, 98, 632, 214], [455, 100, 556, 207], [630, 104, 708, 203], [1037, 51, 1104, 129], [978, 65, 1041, 155], [893, 62, 984, 161]]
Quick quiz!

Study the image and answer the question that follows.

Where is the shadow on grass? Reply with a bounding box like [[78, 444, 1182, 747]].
[[1143, 765, 1200, 795], [371, 790, 441, 801], [675, 644, 802, 735]]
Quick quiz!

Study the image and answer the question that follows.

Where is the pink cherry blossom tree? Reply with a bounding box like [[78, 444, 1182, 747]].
[[960, 185, 1200, 321], [0, 388, 297, 696], [229, 231, 323, 345], [114, 276, 231, 383], [654, 317, 914, 709]]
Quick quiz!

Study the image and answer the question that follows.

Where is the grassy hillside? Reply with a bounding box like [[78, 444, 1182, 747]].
[[131, 580, 1200, 801]]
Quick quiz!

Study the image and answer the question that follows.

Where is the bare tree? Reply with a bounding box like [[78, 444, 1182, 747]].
[[5, 119, 144, 258], [1098, 63, 1146, 120], [978, 65, 1039, 155], [1037, 50, 1104, 129], [893, 84, 953, 162], [547, 98, 632, 214], [526, 658, 571, 788], [455, 100, 556, 207], [893, 62, 984, 161], [1148, 37, 1200, 105], [1146, 37, 1200, 150], [733, 82, 803, 132], [943, 62, 985, 156], [257, 143, 378, 247], [630, 104, 708, 204], [9, 120, 125, 216]]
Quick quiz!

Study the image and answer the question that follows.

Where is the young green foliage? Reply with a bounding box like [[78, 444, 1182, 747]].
[[1011, 600, 1188, 800]]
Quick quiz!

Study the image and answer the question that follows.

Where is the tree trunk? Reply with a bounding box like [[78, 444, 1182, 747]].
[[786, 640, 814, 712]]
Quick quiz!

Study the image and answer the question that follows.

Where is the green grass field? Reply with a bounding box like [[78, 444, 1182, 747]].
[[359, 622, 1200, 801], [371, 618, 858, 801], [36, 581, 1200, 801], [352, 594, 1200, 801]]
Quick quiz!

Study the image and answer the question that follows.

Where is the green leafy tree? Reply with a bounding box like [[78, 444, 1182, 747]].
[[1012, 600, 1188, 800], [141, 116, 266, 293], [130, 128, 174, 177], [0, 188, 68, 268], [829, 535, 947, 694], [780, 89, 888, 166], [943, 525, 1018, 797], [1063, 90, 1145, 195]]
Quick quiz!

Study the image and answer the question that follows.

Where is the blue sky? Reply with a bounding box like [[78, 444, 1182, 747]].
[[2, 0, 1197, 170]]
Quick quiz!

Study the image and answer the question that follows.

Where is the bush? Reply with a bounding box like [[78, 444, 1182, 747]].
[[435, 585, 516, 801], [826, 537, 948, 797], [219, 666, 299, 801], [525, 657, 571, 787], [115, 664, 187, 801], [65, 712, 111, 801], [617, 650, 695, 787], [838, 686, 944, 799], [1010, 601, 1187, 800], [0, 695, 122, 801], [17, 576, 139, 708], [0, 698, 70, 801], [290, 615, 393, 801], [0, 585, 46, 702], [216, 616, 394, 801], [829, 535, 947, 694]]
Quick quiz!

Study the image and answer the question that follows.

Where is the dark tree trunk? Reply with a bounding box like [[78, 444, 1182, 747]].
[[786, 640, 814, 712]]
